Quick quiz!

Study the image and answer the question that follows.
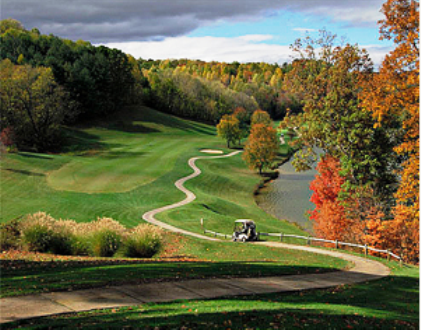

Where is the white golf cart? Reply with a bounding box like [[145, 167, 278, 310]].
[[232, 219, 258, 242]]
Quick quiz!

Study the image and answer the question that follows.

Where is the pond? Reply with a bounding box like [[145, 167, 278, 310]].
[[255, 155, 317, 233]]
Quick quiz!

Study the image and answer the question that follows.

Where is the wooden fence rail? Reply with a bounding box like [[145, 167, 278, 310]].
[[204, 228, 402, 264]]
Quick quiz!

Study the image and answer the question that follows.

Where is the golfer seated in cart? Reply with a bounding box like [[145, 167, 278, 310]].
[[232, 219, 258, 242]]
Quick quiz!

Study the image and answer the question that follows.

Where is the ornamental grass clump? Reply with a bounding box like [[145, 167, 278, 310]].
[[122, 224, 163, 258], [19, 212, 75, 255], [10, 213, 164, 258], [19, 212, 57, 252], [84, 217, 126, 257]]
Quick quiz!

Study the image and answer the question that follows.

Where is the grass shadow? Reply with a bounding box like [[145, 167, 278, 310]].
[[2, 169, 45, 177], [1, 259, 344, 298], [4, 274, 418, 329]]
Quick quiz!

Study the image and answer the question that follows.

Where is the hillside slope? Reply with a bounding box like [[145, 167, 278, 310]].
[[1, 105, 304, 236]]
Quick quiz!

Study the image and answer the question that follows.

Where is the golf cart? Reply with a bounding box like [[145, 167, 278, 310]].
[[232, 219, 258, 242]]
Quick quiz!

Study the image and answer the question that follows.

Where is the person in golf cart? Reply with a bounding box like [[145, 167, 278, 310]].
[[232, 219, 258, 242]]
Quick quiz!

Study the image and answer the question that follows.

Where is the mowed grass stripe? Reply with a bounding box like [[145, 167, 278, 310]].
[[47, 138, 188, 193], [1, 105, 306, 238]]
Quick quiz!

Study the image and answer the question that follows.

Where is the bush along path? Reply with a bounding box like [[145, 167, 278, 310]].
[[0, 150, 391, 324]]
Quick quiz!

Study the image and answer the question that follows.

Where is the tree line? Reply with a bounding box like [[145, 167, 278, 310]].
[[0, 19, 140, 151], [279, 0, 418, 263], [0, 18, 302, 152], [139, 58, 301, 123]]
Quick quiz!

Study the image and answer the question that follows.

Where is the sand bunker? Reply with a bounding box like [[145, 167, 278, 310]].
[[200, 149, 223, 154]]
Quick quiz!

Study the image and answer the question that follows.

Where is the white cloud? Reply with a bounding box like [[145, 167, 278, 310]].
[[101, 35, 392, 67], [293, 28, 316, 33], [237, 34, 275, 42], [362, 45, 394, 67], [102, 35, 293, 64]]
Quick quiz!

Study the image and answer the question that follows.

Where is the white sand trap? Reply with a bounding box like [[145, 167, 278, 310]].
[[200, 149, 223, 154]]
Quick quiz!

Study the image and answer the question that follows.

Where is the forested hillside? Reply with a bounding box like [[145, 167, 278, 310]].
[[0, 19, 301, 152], [139, 59, 301, 122]]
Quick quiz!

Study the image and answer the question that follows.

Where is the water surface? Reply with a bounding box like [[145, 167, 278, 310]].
[[256, 156, 317, 233]]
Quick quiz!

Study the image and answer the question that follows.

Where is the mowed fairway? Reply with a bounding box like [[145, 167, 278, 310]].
[[47, 107, 217, 193], [1, 105, 304, 236]]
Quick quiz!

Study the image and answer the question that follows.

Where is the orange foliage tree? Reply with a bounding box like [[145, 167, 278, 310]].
[[360, 0, 419, 263], [309, 155, 349, 240], [243, 123, 279, 175]]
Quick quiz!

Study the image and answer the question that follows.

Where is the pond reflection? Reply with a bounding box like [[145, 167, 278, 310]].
[[256, 156, 317, 233]]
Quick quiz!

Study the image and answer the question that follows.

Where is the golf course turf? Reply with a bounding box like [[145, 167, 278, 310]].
[[1, 105, 418, 329]]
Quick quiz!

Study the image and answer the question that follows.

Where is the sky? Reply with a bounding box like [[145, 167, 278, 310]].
[[2, 0, 394, 66]]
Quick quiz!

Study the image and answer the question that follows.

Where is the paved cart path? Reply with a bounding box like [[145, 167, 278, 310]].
[[142, 150, 242, 241], [0, 151, 391, 324]]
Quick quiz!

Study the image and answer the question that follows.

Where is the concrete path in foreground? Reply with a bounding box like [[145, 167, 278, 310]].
[[142, 150, 242, 241], [0, 151, 391, 324], [0, 242, 390, 324]]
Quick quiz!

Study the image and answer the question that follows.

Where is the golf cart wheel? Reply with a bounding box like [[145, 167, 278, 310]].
[[241, 237, 247, 243]]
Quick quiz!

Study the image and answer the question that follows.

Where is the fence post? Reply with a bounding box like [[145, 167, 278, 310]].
[[335, 240, 339, 249], [364, 244, 368, 257], [280, 233, 283, 242], [387, 250, 390, 262], [400, 258, 403, 267], [307, 236, 311, 245]]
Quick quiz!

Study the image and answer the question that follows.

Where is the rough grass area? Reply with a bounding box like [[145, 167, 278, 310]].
[[0, 233, 349, 298], [4, 261, 418, 329], [1, 105, 303, 238]]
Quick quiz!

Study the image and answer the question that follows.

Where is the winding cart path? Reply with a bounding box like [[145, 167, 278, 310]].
[[0, 151, 390, 324], [142, 150, 242, 241]]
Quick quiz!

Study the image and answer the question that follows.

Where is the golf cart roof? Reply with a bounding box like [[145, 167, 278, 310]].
[[235, 219, 255, 224]]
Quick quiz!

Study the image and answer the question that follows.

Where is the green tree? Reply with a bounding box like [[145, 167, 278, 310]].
[[243, 123, 279, 175], [251, 109, 272, 126], [233, 107, 250, 144], [216, 114, 241, 148], [281, 31, 400, 226], [0, 59, 70, 151]]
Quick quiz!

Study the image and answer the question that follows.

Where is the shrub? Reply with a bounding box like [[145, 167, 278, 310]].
[[0, 218, 21, 251], [69, 236, 90, 256], [19, 212, 74, 255], [122, 224, 163, 258], [15, 213, 164, 258], [19, 212, 55, 252], [89, 230, 122, 257], [21, 224, 54, 252]]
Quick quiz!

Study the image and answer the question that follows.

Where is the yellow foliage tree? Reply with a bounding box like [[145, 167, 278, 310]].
[[216, 114, 241, 148], [360, 0, 419, 263]]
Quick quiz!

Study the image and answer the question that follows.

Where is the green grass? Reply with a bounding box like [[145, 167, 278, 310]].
[[4, 261, 418, 329], [0, 234, 348, 298], [157, 154, 304, 236], [1, 105, 304, 238]]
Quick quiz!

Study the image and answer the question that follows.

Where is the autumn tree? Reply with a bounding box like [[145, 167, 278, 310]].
[[309, 155, 349, 240], [243, 124, 279, 175], [233, 107, 250, 144], [216, 114, 241, 148], [0, 59, 70, 151], [279, 29, 404, 249], [360, 0, 419, 263], [251, 109, 272, 127]]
